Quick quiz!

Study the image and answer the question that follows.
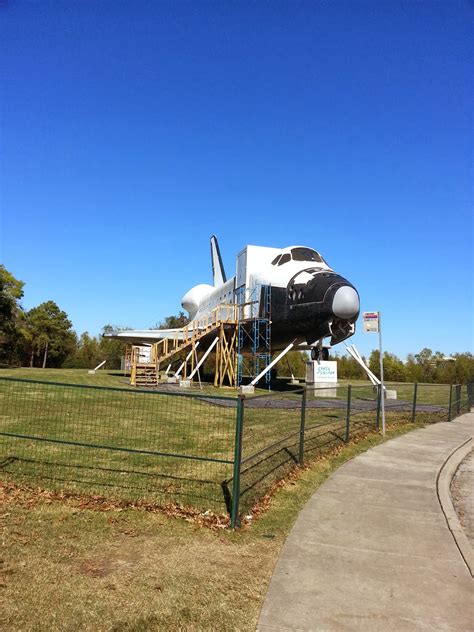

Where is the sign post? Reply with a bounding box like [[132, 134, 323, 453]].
[[363, 312, 385, 436]]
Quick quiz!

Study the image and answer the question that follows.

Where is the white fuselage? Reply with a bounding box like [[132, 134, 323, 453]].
[[183, 245, 333, 322]]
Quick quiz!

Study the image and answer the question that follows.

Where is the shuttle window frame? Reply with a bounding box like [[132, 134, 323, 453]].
[[291, 248, 324, 263], [278, 253, 291, 266], [271, 254, 282, 265]]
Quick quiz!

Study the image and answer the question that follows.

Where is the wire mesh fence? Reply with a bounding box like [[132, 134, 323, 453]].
[[0, 377, 237, 512], [0, 376, 471, 526]]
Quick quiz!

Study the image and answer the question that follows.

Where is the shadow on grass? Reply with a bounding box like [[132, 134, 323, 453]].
[[236, 425, 354, 513], [0, 453, 230, 508]]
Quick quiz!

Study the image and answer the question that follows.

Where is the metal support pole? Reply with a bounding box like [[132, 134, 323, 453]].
[[188, 337, 219, 380], [448, 384, 453, 422], [175, 341, 200, 377], [411, 382, 418, 423], [345, 385, 352, 443], [378, 313, 386, 437], [250, 340, 295, 386], [298, 389, 307, 466], [376, 384, 381, 430], [230, 396, 244, 529]]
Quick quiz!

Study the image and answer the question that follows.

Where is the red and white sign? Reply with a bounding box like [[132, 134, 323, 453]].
[[363, 311, 379, 333]]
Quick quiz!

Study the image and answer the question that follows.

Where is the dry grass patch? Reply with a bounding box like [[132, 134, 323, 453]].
[[0, 420, 427, 631]]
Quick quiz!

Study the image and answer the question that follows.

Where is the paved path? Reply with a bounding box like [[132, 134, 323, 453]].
[[258, 414, 474, 632]]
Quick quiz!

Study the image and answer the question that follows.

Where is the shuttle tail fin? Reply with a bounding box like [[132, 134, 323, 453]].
[[210, 235, 226, 286]]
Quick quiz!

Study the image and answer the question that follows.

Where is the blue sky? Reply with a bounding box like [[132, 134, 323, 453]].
[[1, 1, 472, 359]]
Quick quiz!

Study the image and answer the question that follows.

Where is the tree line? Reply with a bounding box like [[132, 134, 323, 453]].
[[1, 265, 473, 383], [331, 349, 474, 385], [0, 266, 125, 369], [276, 348, 474, 384]]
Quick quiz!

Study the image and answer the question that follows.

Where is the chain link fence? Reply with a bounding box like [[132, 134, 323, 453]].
[[0, 376, 471, 526]]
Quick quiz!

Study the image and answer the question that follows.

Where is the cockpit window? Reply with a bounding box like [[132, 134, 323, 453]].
[[271, 255, 282, 265], [291, 248, 324, 263], [278, 253, 291, 266]]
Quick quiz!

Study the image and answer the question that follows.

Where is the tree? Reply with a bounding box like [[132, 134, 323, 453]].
[[63, 325, 128, 370], [275, 350, 309, 378], [99, 325, 127, 369], [331, 352, 367, 380], [63, 332, 100, 369], [26, 301, 76, 368], [0, 265, 25, 365], [155, 311, 189, 329], [382, 352, 406, 382], [368, 349, 380, 379]]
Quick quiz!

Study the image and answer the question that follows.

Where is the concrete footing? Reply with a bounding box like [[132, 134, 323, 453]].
[[240, 385, 255, 395], [179, 380, 191, 389], [307, 382, 340, 398]]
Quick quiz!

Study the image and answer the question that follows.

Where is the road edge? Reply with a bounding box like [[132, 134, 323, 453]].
[[437, 435, 474, 577]]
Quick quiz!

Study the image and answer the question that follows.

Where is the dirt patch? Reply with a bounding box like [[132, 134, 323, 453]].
[[79, 557, 115, 578], [450, 448, 474, 545], [77, 537, 145, 578]]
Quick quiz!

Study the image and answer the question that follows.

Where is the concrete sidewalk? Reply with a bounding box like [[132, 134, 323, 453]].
[[258, 414, 473, 632]]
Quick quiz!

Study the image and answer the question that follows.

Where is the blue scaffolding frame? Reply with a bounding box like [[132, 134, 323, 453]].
[[236, 284, 271, 387]]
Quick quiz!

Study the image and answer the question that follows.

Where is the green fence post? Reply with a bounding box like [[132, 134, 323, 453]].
[[447, 384, 453, 422], [456, 385, 461, 416], [376, 384, 381, 430], [298, 388, 307, 466], [411, 383, 418, 423], [230, 395, 244, 529], [345, 385, 352, 443], [468, 383, 474, 410]]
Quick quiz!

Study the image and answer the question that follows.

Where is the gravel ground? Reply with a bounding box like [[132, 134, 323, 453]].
[[450, 449, 474, 546]]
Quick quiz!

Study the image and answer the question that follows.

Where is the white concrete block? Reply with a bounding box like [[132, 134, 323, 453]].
[[309, 382, 340, 398], [240, 385, 255, 395]]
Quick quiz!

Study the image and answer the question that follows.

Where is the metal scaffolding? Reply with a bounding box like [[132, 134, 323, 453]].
[[236, 284, 272, 387]]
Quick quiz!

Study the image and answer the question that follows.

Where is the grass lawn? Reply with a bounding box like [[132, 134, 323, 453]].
[[0, 369, 461, 629], [0, 419, 429, 631], [0, 369, 453, 516], [0, 367, 453, 404], [0, 367, 134, 389]]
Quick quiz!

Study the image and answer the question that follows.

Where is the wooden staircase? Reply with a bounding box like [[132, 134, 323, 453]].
[[132, 363, 158, 387], [129, 304, 239, 387], [153, 303, 238, 369]]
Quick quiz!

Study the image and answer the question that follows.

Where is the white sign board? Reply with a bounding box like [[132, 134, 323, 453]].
[[138, 346, 152, 363], [306, 361, 338, 384], [363, 311, 379, 333]]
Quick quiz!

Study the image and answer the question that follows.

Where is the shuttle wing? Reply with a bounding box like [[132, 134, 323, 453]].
[[103, 328, 186, 345]]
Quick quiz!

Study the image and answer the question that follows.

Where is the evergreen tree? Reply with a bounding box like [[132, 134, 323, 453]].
[[26, 301, 76, 368]]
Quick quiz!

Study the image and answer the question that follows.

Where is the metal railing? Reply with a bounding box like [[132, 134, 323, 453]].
[[0, 377, 471, 528]]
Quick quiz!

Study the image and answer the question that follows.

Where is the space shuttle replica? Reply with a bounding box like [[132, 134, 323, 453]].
[[106, 237, 359, 362]]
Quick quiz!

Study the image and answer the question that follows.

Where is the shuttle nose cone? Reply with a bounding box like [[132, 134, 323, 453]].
[[332, 286, 359, 319]]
